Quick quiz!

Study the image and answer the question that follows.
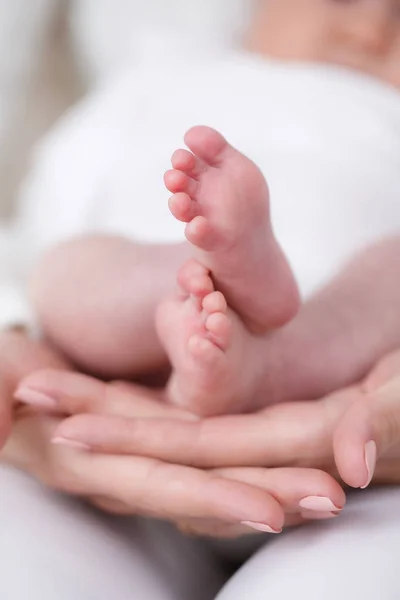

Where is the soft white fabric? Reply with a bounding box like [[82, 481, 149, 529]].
[[0, 464, 226, 600], [2, 54, 400, 329], [218, 488, 400, 599], [0, 0, 253, 155], [3, 463, 400, 600], [14, 55, 400, 290]]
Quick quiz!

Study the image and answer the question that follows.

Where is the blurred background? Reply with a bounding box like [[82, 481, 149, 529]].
[[0, 0, 253, 220], [1, 0, 399, 286]]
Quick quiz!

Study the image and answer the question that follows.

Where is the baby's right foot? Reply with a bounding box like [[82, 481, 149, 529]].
[[164, 126, 300, 333]]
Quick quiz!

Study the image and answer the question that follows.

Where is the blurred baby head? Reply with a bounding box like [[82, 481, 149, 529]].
[[248, 0, 400, 88]]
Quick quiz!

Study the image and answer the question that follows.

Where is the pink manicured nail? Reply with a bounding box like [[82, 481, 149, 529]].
[[299, 496, 342, 512], [52, 437, 91, 451], [241, 521, 282, 534], [14, 387, 56, 408], [361, 440, 377, 489]]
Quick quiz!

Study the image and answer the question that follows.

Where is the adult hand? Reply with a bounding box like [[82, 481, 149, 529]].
[[334, 349, 400, 488], [11, 371, 346, 538], [0, 329, 68, 449], [18, 350, 400, 492]]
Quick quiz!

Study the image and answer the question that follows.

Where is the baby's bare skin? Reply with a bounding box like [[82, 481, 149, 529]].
[[163, 127, 299, 332], [30, 236, 188, 379], [31, 123, 400, 417], [31, 231, 400, 416], [158, 127, 299, 414]]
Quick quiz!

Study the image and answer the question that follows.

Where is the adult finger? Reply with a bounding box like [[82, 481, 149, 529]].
[[175, 515, 307, 539], [8, 413, 285, 533], [52, 398, 341, 469], [5, 413, 345, 537], [172, 465, 347, 539], [78, 454, 287, 532], [89, 467, 345, 529], [0, 331, 68, 449], [85, 466, 346, 525], [176, 510, 337, 539], [14, 369, 196, 421], [216, 466, 345, 517], [362, 349, 400, 393], [334, 376, 400, 488]]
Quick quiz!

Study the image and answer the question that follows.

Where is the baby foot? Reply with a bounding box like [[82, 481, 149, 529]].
[[164, 126, 300, 332], [156, 259, 265, 416]]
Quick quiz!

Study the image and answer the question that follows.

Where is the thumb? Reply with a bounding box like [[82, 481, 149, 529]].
[[333, 376, 400, 489]]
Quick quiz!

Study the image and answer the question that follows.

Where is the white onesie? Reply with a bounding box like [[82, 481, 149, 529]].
[[1, 52, 400, 329]]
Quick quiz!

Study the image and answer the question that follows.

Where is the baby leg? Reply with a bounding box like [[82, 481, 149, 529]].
[[158, 127, 300, 415], [161, 128, 400, 414], [30, 234, 189, 379], [164, 126, 300, 333]]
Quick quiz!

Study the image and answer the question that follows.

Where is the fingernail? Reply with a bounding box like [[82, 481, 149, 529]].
[[52, 437, 91, 451], [361, 440, 377, 489], [14, 387, 56, 408], [301, 510, 340, 520], [241, 521, 282, 534], [299, 496, 342, 512]]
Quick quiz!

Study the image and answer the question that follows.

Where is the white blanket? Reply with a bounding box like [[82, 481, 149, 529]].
[[1, 53, 400, 327]]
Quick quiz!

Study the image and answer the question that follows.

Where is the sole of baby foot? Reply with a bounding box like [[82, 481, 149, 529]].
[[164, 126, 300, 333]]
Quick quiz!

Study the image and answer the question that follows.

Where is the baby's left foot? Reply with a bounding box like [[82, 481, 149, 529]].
[[156, 259, 265, 416]]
